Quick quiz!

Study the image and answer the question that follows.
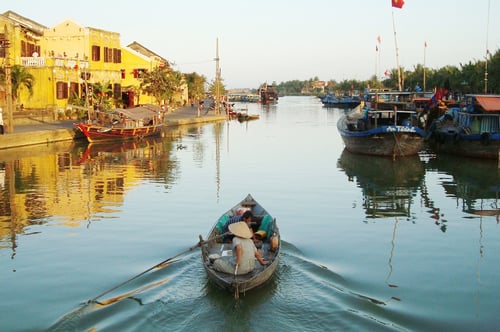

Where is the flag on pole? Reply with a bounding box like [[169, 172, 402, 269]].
[[376, 45, 379, 52], [392, 0, 404, 9], [424, 41, 427, 48], [377, 35, 382, 44]]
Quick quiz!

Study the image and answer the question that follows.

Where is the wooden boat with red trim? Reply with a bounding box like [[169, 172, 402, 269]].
[[74, 105, 163, 143]]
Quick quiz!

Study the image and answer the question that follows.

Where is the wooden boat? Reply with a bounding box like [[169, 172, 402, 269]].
[[200, 194, 280, 297], [427, 94, 500, 159], [337, 103, 427, 158], [74, 105, 164, 143], [321, 94, 361, 109], [258, 83, 279, 104], [237, 113, 260, 122]]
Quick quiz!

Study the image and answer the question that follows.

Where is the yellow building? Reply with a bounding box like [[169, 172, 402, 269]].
[[40, 19, 122, 113], [125, 41, 188, 108], [0, 11, 45, 109], [121, 42, 165, 107], [1, 10, 186, 117]]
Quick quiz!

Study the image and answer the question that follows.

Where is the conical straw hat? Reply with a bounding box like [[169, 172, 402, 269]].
[[228, 221, 253, 239]]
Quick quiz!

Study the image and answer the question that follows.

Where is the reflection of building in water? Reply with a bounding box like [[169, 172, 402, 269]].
[[428, 155, 500, 220], [337, 149, 425, 219], [0, 137, 171, 255]]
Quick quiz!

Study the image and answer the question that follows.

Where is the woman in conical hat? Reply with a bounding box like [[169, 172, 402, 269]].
[[212, 222, 268, 275]]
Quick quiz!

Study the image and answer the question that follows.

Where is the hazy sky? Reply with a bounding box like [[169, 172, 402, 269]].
[[2, 0, 499, 89]]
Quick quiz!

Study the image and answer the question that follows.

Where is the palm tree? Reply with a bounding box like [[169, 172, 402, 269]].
[[9, 65, 35, 107]]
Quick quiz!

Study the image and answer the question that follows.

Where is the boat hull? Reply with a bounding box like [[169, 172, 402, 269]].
[[322, 101, 361, 109], [201, 194, 280, 295], [74, 123, 163, 143], [430, 129, 500, 159], [337, 114, 425, 157]]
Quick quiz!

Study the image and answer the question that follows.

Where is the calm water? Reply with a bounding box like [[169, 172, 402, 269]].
[[1, 96, 499, 331]]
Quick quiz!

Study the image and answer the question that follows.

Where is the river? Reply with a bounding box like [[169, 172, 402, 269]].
[[1, 96, 499, 331]]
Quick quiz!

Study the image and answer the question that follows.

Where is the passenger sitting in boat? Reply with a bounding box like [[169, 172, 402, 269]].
[[212, 222, 268, 275], [221, 211, 253, 241], [236, 196, 257, 215], [253, 230, 266, 249]]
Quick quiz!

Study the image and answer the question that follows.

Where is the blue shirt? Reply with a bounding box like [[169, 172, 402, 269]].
[[222, 215, 244, 234]]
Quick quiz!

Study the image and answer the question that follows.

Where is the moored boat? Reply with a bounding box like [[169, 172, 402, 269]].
[[321, 94, 361, 109], [258, 83, 279, 104], [427, 94, 500, 159], [337, 103, 427, 158], [74, 105, 164, 143], [200, 194, 280, 297]]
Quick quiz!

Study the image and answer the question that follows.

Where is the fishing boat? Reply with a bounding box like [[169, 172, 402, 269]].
[[427, 94, 500, 159], [258, 83, 279, 104], [74, 105, 164, 143], [237, 113, 260, 122], [200, 194, 280, 297], [321, 94, 361, 109], [337, 102, 427, 158]]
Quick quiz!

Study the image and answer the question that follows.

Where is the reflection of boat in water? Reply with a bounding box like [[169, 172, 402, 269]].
[[337, 149, 425, 218], [80, 136, 164, 164], [427, 154, 500, 218]]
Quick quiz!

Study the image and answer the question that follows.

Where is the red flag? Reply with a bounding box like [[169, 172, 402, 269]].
[[424, 41, 427, 48], [376, 45, 378, 52], [392, 0, 404, 8]]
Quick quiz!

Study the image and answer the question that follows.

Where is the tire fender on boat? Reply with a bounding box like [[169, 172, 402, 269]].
[[480, 132, 491, 146]]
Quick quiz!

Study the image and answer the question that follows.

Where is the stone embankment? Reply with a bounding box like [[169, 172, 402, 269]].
[[0, 106, 227, 150]]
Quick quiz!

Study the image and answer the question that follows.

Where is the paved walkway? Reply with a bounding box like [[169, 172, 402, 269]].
[[0, 106, 227, 149]]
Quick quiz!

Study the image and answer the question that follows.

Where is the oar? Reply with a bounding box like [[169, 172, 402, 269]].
[[234, 265, 239, 300], [86, 232, 229, 304]]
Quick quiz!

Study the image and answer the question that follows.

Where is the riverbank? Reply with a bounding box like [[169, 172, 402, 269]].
[[0, 106, 227, 150]]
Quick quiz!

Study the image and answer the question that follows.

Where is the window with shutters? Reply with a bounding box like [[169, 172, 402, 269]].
[[91, 45, 100, 61], [113, 48, 121, 63], [56, 81, 68, 99], [69, 82, 79, 98]]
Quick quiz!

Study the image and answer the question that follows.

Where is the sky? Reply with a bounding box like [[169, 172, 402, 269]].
[[2, 0, 499, 89]]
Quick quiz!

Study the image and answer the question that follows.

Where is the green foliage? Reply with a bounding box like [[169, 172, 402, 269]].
[[139, 66, 184, 105], [0, 65, 35, 104], [185, 72, 206, 101], [208, 77, 226, 96], [274, 49, 500, 95]]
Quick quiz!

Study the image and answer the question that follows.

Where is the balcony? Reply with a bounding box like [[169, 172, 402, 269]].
[[20, 57, 90, 69]]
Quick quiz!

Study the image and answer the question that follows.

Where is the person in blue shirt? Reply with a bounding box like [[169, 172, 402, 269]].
[[222, 210, 253, 235]]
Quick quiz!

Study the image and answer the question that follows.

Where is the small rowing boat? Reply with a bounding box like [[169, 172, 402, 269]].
[[200, 194, 280, 298]]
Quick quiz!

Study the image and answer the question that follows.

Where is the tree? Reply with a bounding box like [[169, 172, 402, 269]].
[[208, 77, 226, 97], [184, 72, 206, 103], [140, 66, 184, 106], [0, 65, 35, 107]]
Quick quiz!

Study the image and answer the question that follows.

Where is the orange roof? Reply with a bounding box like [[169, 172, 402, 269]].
[[476, 96, 500, 112]]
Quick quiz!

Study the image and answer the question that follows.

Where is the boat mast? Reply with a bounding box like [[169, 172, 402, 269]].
[[215, 38, 221, 115], [484, 0, 491, 94], [392, 10, 402, 91]]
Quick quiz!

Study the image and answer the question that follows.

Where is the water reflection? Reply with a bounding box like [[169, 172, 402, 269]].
[[0, 123, 226, 259], [337, 149, 424, 219], [427, 155, 500, 221]]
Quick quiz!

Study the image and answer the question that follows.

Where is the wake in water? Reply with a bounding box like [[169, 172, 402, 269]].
[[48, 242, 410, 331]]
